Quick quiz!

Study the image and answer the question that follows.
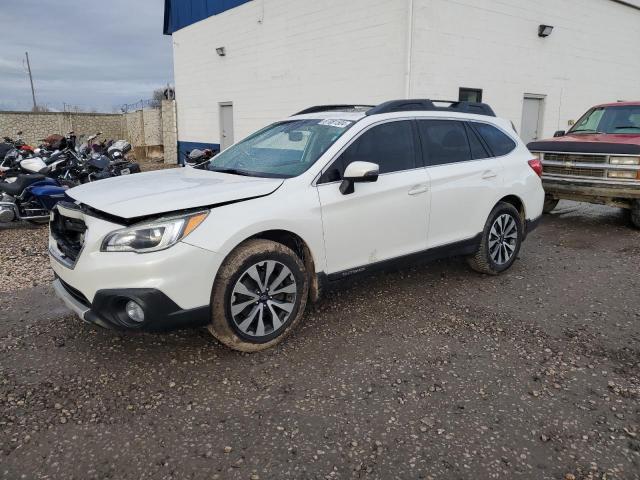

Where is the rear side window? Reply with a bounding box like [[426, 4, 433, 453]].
[[418, 120, 472, 166], [465, 123, 490, 160], [320, 120, 417, 182], [472, 123, 517, 157]]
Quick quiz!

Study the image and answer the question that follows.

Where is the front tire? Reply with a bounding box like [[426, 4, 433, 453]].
[[467, 202, 523, 275], [209, 239, 309, 352], [631, 200, 640, 230]]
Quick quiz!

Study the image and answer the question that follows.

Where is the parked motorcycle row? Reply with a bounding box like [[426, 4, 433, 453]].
[[0, 131, 141, 224]]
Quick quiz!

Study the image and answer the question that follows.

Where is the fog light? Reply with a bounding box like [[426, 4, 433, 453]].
[[125, 301, 145, 323]]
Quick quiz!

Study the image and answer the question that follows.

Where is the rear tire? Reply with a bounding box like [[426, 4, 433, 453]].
[[543, 196, 559, 214], [467, 202, 523, 275], [208, 239, 309, 352], [631, 200, 640, 230]]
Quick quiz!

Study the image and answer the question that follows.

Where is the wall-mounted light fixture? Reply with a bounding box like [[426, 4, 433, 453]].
[[538, 25, 554, 38], [216, 47, 226, 56]]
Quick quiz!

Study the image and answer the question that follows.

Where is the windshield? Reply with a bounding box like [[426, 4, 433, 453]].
[[206, 119, 355, 178], [569, 106, 640, 134]]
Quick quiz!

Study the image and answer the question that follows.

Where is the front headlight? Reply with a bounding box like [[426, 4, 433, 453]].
[[101, 211, 208, 253], [610, 156, 640, 165], [531, 152, 543, 161]]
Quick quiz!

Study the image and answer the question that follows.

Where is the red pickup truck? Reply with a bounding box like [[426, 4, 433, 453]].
[[528, 102, 640, 228]]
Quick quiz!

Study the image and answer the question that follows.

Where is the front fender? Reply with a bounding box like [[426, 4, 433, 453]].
[[181, 187, 327, 273]]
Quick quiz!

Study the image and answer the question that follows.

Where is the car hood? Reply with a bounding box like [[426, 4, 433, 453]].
[[67, 168, 284, 219], [528, 133, 640, 155]]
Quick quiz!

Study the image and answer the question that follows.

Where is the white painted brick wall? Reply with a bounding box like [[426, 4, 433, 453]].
[[172, 0, 640, 144], [172, 0, 409, 143], [410, 0, 640, 135]]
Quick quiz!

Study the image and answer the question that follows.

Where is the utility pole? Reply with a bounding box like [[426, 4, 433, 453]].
[[25, 52, 37, 111]]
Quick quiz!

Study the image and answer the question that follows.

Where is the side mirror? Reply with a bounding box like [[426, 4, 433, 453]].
[[340, 161, 379, 195], [553, 130, 566, 137]]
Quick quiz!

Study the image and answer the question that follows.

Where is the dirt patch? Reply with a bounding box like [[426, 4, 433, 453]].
[[138, 158, 180, 172]]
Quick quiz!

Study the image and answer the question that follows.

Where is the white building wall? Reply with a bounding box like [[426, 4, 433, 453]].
[[410, 0, 640, 136], [173, 0, 411, 146], [172, 0, 640, 146]]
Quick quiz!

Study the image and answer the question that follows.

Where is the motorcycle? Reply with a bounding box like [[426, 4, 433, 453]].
[[183, 148, 215, 168], [0, 131, 35, 177], [0, 174, 68, 224], [77, 133, 141, 178], [1, 131, 70, 178]]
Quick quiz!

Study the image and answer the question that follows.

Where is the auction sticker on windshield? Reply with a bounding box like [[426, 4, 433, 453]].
[[319, 119, 353, 128]]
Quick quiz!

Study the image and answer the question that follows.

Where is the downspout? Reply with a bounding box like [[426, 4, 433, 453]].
[[405, 0, 415, 98]]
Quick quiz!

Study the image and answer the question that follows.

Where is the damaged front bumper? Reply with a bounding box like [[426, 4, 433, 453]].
[[53, 277, 210, 331], [543, 176, 640, 208]]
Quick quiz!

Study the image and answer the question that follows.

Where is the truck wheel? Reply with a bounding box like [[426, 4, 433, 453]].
[[543, 196, 559, 214], [467, 202, 523, 276], [209, 239, 309, 352], [631, 200, 640, 229]]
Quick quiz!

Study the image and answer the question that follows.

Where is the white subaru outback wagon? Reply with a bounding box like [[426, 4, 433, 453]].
[[50, 100, 544, 351]]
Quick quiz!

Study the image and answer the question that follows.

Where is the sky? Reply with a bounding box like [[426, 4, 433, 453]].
[[0, 0, 174, 113]]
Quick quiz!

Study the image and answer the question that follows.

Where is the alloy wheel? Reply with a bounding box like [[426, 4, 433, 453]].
[[489, 213, 518, 265], [230, 260, 297, 338]]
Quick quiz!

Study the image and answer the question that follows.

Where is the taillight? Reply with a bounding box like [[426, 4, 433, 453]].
[[528, 159, 543, 177]]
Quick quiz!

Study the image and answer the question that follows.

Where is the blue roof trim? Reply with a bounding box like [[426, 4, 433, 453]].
[[164, 0, 252, 35]]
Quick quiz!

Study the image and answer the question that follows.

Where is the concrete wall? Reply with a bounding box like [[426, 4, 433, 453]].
[[161, 100, 178, 163], [0, 102, 179, 163], [124, 110, 145, 147], [144, 109, 162, 146], [0, 111, 125, 147], [171, 0, 640, 145]]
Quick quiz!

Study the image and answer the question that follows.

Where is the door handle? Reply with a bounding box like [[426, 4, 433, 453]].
[[408, 184, 428, 196], [482, 170, 497, 180]]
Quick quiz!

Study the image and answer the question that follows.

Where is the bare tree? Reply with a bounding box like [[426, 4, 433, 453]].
[[149, 89, 165, 109]]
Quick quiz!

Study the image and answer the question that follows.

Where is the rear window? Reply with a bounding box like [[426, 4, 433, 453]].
[[472, 123, 517, 157]]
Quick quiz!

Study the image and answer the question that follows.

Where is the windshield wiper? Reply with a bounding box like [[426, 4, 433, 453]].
[[613, 126, 640, 131], [569, 129, 605, 134], [209, 167, 256, 177]]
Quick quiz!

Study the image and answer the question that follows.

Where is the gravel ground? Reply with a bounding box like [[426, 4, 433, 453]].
[[0, 224, 51, 293], [0, 201, 639, 480]]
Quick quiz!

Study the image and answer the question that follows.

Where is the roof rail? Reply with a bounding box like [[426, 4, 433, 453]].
[[294, 105, 376, 116], [365, 99, 496, 117]]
